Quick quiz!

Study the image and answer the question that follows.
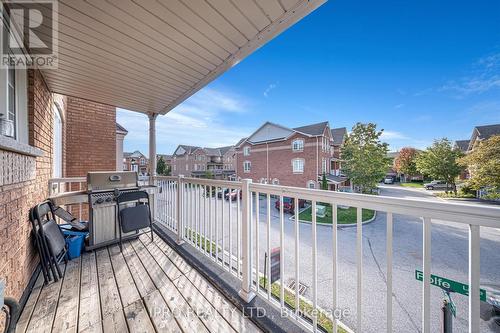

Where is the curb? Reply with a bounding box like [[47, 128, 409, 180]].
[[288, 207, 378, 228]]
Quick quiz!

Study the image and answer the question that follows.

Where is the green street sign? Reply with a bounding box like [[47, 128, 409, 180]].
[[415, 270, 486, 302]]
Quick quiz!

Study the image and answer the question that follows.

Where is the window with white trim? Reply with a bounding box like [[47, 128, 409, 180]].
[[292, 139, 304, 152], [292, 158, 304, 173], [272, 178, 279, 185], [307, 181, 316, 189], [243, 146, 250, 156], [243, 161, 251, 172], [322, 158, 327, 173]]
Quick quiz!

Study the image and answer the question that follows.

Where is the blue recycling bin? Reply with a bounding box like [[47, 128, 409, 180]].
[[60, 224, 88, 259]]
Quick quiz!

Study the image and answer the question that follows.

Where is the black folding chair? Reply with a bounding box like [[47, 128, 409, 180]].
[[33, 201, 68, 282], [115, 190, 154, 252]]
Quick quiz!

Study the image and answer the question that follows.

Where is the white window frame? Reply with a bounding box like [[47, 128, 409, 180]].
[[0, 64, 28, 143], [272, 178, 279, 185], [243, 160, 251, 173], [307, 181, 316, 189], [292, 158, 304, 173], [52, 104, 63, 177], [243, 146, 251, 156], [292, 139, 304, 152]]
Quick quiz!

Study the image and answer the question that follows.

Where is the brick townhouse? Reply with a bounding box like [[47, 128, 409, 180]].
[[235, 121, 348, 190], [123, 150, 149, 175], [0, 65, 125, 306], [171, 145, 236, 179]]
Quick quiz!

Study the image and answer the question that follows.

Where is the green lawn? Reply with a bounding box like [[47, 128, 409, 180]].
[[298, 204, 375, 224], [259, 277, 347, 333], [399, 182, 423, 188]]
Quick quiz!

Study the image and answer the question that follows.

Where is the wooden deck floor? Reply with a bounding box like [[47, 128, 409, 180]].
[[16, 234, 262, 333]]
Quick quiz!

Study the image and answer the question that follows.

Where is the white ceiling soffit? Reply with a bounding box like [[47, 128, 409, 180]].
[[37, 0, 326, 115]]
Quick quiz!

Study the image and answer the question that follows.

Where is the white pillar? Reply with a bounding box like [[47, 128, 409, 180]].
[[239, 178, 256, 302], [148, 113, 157, 184]]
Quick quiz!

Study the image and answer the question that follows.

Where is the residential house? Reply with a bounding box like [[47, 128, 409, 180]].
[[235, 121, 348, 190], [455, 124, 500, 181], [171, 145, 236, 179], [115, 123, 128, 171], [123, 150, 149, 175]]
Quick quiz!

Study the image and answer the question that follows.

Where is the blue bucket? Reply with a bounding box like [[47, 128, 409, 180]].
[[60, 224, 88, 259]]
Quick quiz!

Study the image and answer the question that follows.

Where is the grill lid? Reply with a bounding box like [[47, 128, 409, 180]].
[[87, 171, 138, 192]]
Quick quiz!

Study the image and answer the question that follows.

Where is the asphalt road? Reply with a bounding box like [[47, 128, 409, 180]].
[[159, 184, 500, 332]]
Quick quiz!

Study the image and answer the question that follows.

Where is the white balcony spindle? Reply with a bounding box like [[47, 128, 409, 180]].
[[239, 179, 255, 302], [386, 212, 393, 332], [332, 203, 338, 332], [279, 195, 285, 308], [469, 224, 480, 332], [266, 193, 271, 300], [255, 192, 260, 293], [422, 217, 432, 333], [294, 197, 300, 316], [229, 187, 233, 272], [312, 200, 318, 332], [357, 206, 363, 332], [176, 176, 184, 243]]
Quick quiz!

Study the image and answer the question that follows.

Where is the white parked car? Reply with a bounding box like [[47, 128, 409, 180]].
[[424, 180, 449, 190], [383, 177, 394, 184]]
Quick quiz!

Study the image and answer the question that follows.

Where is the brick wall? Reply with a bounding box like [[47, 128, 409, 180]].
[[0, 70, 53, 303], [65, 97, 116, 177], [236, 132, 333, 188]]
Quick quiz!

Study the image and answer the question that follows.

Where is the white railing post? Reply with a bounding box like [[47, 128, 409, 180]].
[[469, 224, 480, 332], [239, 178, 256, 303], [176, 175, 185, 245]]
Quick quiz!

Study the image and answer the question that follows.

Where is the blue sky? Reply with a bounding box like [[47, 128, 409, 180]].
[[118, 0, 500, 155]]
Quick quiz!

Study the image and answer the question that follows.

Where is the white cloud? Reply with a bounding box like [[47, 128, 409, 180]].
[[394, 103, 404, 109], [117, 88, 253, 155], [263, 82, 278, 97], [439, 52, 500, 97], [380, 130, 408, 140]]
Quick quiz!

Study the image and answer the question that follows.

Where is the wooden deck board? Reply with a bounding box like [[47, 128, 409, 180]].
[[17, 233, 263, 333], [52, 257, 81, 333], [25, 264, 65, 333], [78, 252, 102, 333], [150, 236, 261, 333], [15, 271, 44, 333]]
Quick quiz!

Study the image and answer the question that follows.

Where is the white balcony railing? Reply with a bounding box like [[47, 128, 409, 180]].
[[153, 176, 500, 333], [47, 176, 500, 332]]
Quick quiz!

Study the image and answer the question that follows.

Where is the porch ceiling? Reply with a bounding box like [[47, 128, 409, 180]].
[[41, 0, 326, 114]]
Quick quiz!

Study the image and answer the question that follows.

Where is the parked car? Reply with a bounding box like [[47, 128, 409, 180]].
[[424, 180, 449, 190], [217, 188, 230, 199], [225, 189, 242, 201], [383, 177, 394, 184], [275, 197, 306, 213]]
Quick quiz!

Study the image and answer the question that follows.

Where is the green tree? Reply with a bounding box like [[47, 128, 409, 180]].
[[394, 147, 419, 182], [341, 123, 390, 193], [204, 170, 214, 179], [459, 135, 500, 191], [416, 138, 464, 193], [156, 156, 167, 175], [321, 173, 328, 190]]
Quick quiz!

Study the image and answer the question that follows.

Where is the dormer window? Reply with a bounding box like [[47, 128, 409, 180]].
[[243, 146, 250, 156], [292, 139, 304, 152]]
